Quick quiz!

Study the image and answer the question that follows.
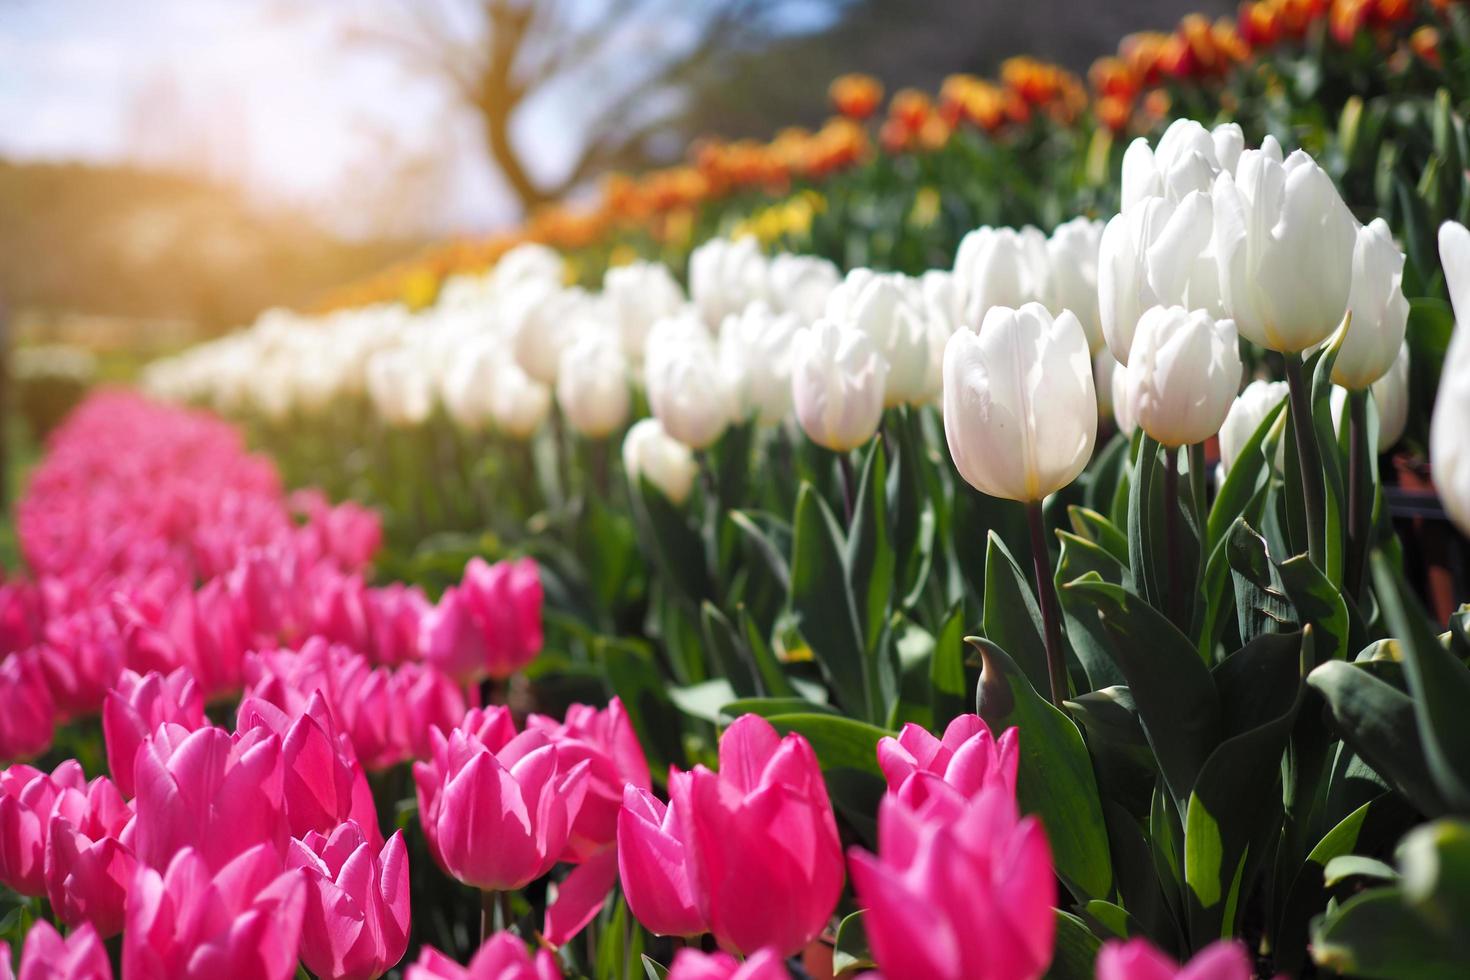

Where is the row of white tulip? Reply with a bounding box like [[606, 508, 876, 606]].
[[146, 119, 1467, 533]]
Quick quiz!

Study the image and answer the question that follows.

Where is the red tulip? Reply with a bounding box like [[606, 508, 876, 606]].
[[123, 844, 305, 980], [44, 776, 135, 937], [420, 557, 543, 683], [289, 822, 411, 980], [12, 921, 111, 980], [877, 715, 1018, 808], [1095, 938, 1251, 980], [667, 948, 791, 980], [404, 933, 561, 980], [131, 725, 288, 872], [617, 772, 707, 938], [0, 761, 85, 896], [849, 780, 1055, 980], [236, 692, 381, 846], [102, 668, 205, 798], [682, 715, 844, 956]]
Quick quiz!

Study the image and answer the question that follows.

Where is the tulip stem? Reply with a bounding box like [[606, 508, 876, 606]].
[[481, 889, 497, 943], [1284, 355, 1326, 569], [1346, 389, 1372, 598], [1025, 501, 1068, 706], [838, 451, 856, 526], [1163, 447, 1185, 631]]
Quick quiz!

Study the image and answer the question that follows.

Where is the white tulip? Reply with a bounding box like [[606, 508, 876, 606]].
[[1048, 217, 1106, 354], [1435, 223, 1470, 534], [491, 243, 564, 293], [645, 325, 733, 450], [1122, 119, 1221, 208], [954, 225, 1053, 327], [920, 270, 966, 402], [1333, 218, 1410, 390], [942, 303, 1096, 501], [823, 270, 930, 407], [719, 302, 802, 425], [1093, 348, 1120, 421], [1112, 353, 1137, 438], [441, 338, 498, 431], [622, 417, 700, 505], [506, 282, 598, 385], [1212, 123, 1245, 178], [689, 237, 769, 327], [1212, 148, 1357, 353], [790, 319, 888, 451], [1374, 341, 1411, 452], [489, 359, 551, 439], [769, 253, 841, 324], [1125, 306, 1243, 448], [1219, 379, 1289, 478], [557, 330, 631, 438], [604, 261, 686, 364], [366, 348, 433, 427]]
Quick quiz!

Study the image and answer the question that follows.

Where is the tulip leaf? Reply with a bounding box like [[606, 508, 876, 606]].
[[1054, 531, 1128, 690], [848, 439, 895, 657], [635, 476, 713, 603], [982, 531, 1052, 697], [929, 602, 969, 730], [668, 678, 738, 725], [1067, 506, 1130, 566], [1311, 886, 1469, 980], [727, 509, 791, 593], [599, 637, 686, 773], [1278, 555, 1351, 664], [736, 605, 797, 699], [790, 481, 873, 720], [1226, 521, 1294, 644], [640, 955, 670, 980], [1044, 910, 1103, 980], [720, 697, 840, 720], [1126, 434, 1167, 612], [973, 637, 1114, 902], [1207, 399, 1287, 551], [1061, 575, 1220, 813], [1067, 687, 1156, 817], [832, 910, 874, 977], [700, 602, 759, 697], [1308, 345, 1348, 586], [1371, 553, 1470, 813], [1322, 855, 1400, 887]]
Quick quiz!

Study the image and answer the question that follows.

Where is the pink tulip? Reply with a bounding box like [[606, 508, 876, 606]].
[[877, 715, 1019, 809], [0, 649, 57, 762], [849, 780, 1055, 980], [667, 948, 791, 980], [682, 715, 844, 956], [102, 668, 205, 798], [410, 707, 519, 870], [44, 776, 135, 937], [0, 940, 8, 980], [618, 772, 707, 938], [1095, 939, 1252, 980], [364, 582, 431, 665], [404, 933, 562, 980], [13, 921, 111, 980], [0, 760, 85, 896], [420, 557, 543, 683], [131, 724, 288, 872], [288, 822, 410, 980], [123, 844, 306, 980], [236, 692, 381, 846], [34, 611, 122, 720]]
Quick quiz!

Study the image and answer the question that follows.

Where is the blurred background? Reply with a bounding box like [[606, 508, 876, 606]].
[[0, 0, 1225, 351]]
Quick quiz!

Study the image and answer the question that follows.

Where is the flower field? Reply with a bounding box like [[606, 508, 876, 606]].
[[7, 1, 1470, 978]]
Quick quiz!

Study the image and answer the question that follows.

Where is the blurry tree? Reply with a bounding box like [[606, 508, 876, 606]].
[[344, 0, 853, 213]]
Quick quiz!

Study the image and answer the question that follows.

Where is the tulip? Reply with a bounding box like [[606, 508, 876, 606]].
[[289, 822, 411, 980], [689, 237, 770, 328], [366, 349, 434, 427], [823, 270, 931, 406], [556, 330, 632, 439], [719, 303, 802, 424], [622, 418, 699, 505], [235, 692, 381, 846], [102, 668, 204, 798], [877, 715, 1019, 805], [404, 933, 562, 980], [33, 612, 121, 721], [131, 724, 288, 872], [491, 243, 564, 293], [790, 319, 888, 451], [509, 284, 597, 386], [44, 777, 135, 938], [1212, 148, 1357, 353], [768, 253, 840, 324], [1095, 938, 1251, 980], [414, 726, 590, 891], [441, 339, 499, 432], [953, 225, 1052, 326], [1373, 341, 1411, 452], [1047, 217, 1106, 354], [1218, 380, 1289, 479], [0, 760, 86, 896], [1124, 306, 1242, 448], [420, 557, 543, 684], [849, 785, 1055, 980], [618, 773, 706, 938], [1333, 218, 1409, 390], [645, 322, 735, 450], [604, 260, 686, 364], [413, 707, 518, 868], [682, 715, 843, 956], [1434, 222, 1470, 536], [667, 948, 791, 980], [489, 358, 552, 439], [12, 921, 111, 980], [0, 649, 57, 762], [1121, 119, 1233, 208], [123, 844, 306, 980]]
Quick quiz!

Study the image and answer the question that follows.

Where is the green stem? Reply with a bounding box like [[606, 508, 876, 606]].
[[1284, 355, 1326, 569], [1345, 389, 1372, 599], [1163, 446, 1185, 631], [480, 889, 497, 945], [1025, 500, 1068, 706], [837, 451, 856, 526]]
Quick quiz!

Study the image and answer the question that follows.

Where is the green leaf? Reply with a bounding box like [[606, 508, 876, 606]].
[[727, 509, 792, 593], [1226, 521, 1294, 644], [1062, 576, 1220, 813], [701, 602, 758, 696], [929, 603, 969, 729], [641, 955, 670, 980], [721, 697, 840, 720], [848, 439, 895, 656], [974, 638, 1114, 901], [737, 605, 797, 698], [1278, 554, 1350, 664], [669, 679, 738, 725], [1308, 344, 1348, 585], [1067, 506, 1129, 566], [1312, 888, 1468, 980], [1045, 911, 1103, 980], [1322, 855, 1400, 887], [1055, 531, 1128, 690], [982, 531, 1051, 697], [1126, 434, 1167, 610], [636, 476, 713, 603], [790, 482, 872, 720], [832, 911, 873, 977], [600, 637, 686, 773]]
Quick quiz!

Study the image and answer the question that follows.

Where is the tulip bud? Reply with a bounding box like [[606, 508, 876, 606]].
[[441, 339, 498, 432], [604, 261, 686, 364], [1047, 217, 1106, 354], [617, 774, 706, 938], [1124, 306, 1243, 448], [491, 243, 564, 295], [0, 649, 58, 762], [420, 557, 543, 684], [44, 776, 134, 938], [768, 253, 840, 324], [646, 318, 735, 450], [289, 823, 411, 980], [366, 349, 434, 428], [1374, 341, 1411, 452], [12, 921, 111, 980], [667, 948, 792, 980], [719, 303, 801, 424], [1121, 119, 1224, 208], [1218, 380, 1289, 479], [943, 304, 1097, 502], [556, 331, 631, 439], [622, 418, 699, 505], [790, 320, 887, 451], [489, 359, 551, 440], [509, 284, 597, 386], [1, 761, 87, 897], [823, 271, 931, 406], [953, 225, 1052, 327], [405, 933, 563, 980], [1096, 938, 1252, 980], [1212, 149, 1356, 353], [689, 238, 770, 328], [1333, 218, 1409, 390], [102, 668, 205, 799], [1436, 221, 1470, 536], [877, 716, 1019, 807]]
